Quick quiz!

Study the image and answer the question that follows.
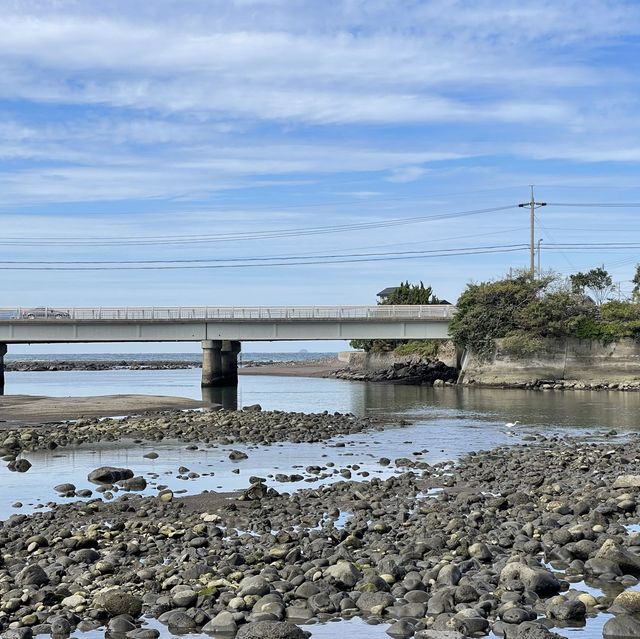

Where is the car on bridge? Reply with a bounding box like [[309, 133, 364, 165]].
[[21, 307, 71, 319]]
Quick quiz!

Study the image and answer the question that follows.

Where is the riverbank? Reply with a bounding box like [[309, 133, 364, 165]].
[[1, 407, 640, 638]]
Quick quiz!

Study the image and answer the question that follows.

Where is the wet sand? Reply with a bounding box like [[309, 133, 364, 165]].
[[0, 393, 203, 427], [239, 358, 342, 377]]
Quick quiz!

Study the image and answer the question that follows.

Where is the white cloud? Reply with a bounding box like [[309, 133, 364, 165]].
[[386, 166, 430, 183]]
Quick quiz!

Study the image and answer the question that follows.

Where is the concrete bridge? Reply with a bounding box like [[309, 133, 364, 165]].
[[0, 305, 455, 388]]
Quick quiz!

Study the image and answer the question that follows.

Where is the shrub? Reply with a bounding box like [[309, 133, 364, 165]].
[[501, 331, 544, 358]]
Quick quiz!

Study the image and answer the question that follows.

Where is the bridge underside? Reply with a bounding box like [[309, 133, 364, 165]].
[[0, 318, 451, 390]]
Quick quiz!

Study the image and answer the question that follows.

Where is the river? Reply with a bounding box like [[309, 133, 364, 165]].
[[2, 359, 639, 638]]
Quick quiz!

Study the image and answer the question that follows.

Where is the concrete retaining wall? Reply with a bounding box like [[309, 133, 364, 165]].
[[462, 338, 640, 384], [339, 341, 457, 370]]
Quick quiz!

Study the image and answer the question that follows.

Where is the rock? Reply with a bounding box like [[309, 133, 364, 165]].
[[613, 475, 640, 489], [1, 629, 33, 639], [236, 621, 308, 639], [202, 611, 238, 635], [238, 575, 271, 597], [53, 483, 75, 493], [8, 458, 32, 472], [16, 564, 49, 587], [500, 562, 560, 596], [386, 619, 415, 638], [118, 476, 147, 491], [88, 466, 134, 483], [356, 592, 395, 612], [324, 561, 362, 588], [596, 539, 640, 573], [414, 631, 465, 639], [172, 589, 197, 607], [108, 616, 136, 633], [49, 616, 71, 636], [546, 598, 586, 620], [229, 450, 249, 460], [603, 614, 640, 638], [100, 589, 143, 618], [610, 590, 640, 614], [127, 629, 160, 639]]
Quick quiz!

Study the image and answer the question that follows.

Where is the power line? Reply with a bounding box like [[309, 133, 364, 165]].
[[0, 205, 517, 246], [0, 244, 529, 270]]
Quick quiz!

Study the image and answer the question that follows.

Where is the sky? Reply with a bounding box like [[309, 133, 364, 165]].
[[2, 0, 640, 353]]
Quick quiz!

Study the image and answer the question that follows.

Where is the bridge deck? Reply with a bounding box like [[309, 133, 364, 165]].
[[0, 305, 455, 343]]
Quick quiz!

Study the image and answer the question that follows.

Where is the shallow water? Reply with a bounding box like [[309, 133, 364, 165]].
[[4, 369, 640, 638]]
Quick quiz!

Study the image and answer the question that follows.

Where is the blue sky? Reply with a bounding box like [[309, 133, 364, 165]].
[[2, 0, 640, 353]]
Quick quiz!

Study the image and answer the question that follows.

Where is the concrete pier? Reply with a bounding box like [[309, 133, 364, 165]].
[[201, 340, 223, 387], [0, 343, 6, 395], [221, 340, 241, 386], [201, 339, 241, 387]]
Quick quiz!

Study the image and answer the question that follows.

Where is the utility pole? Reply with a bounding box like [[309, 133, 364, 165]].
[[537, 238, 543, 276], [518, 186, 547, 277]]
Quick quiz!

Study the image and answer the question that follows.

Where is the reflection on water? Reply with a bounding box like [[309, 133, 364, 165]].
[[1, 369, 637, 639]]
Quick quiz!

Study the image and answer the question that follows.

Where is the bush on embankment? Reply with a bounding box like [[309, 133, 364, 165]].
[[449, 272, 640, 360]]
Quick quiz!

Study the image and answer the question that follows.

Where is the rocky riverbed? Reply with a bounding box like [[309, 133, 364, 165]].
[[2, 412, 640, 638]]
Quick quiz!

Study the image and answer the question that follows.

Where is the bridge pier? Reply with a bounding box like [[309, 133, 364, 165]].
[[221, 340, 241, 386], [0, 343, 6, 395], [201, 339, 241, 387]]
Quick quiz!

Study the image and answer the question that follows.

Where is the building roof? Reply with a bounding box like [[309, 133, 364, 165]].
[[377, 287, 398, 297]]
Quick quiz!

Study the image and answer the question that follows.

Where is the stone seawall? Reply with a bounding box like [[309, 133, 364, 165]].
[[338, 340, 457, 370], [462, 337, 640, 386]]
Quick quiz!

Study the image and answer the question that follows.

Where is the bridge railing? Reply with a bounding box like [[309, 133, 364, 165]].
[[0, 305, 456, 321]]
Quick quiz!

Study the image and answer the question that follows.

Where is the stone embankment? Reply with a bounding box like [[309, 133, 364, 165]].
[[2, 410, 640, 637], [461, 337, 640, 390]]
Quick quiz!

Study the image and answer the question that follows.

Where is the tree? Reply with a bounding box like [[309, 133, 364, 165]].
[[569, 267, 614, 306], [381, 281, 440, 306], [350, 281, 441, 351]]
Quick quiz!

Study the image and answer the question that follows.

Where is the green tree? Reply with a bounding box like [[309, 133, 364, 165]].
[[569, 267, 614, 305], [350, 281, 441, 352], [449, 274, 549, 359]]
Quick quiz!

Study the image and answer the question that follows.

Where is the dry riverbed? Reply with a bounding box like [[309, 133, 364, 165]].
[[2, 409, 640, 639]]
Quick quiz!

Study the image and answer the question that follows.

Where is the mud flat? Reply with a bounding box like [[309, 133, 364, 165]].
[[0, 394, 202, 427]]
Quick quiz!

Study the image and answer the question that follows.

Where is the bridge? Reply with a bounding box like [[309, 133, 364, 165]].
[[0, 305, 455, 388]]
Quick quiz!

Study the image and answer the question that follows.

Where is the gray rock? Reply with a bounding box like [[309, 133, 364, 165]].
[[324, 561, 362, 588], [53, 483, 75, 493], [108, 616, 136, 633], [596, 539, 640, 573], [415, 631, 465, 639], [100, 589, 143, 617], [88, 466, 134, 483], [236, 621, 308, 639], [613, 474, 640, 489], [603, 614, 640, 638], [356, 592, 395, 612], [16, 564, 49, 587], [202, 611, 238, 635], [118, 476, 147, 491], [238, 575, 271, 596], [49, 616, 71, 636], [610, 590, 640, 614], [1, 629, 33, 639], [386, 619, 415, 638]]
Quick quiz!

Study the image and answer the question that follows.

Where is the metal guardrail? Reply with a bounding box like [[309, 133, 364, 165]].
[[0, 305, 456, 321]]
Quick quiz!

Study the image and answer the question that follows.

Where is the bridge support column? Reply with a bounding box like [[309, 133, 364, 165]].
[[0, 343, 6, 395], [221, 340, 241, 386], [201, 340, 223, 387]]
